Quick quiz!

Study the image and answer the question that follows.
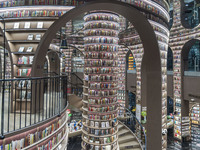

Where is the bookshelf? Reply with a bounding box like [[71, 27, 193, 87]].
[[190, 104, 200, 149], [82, 12, 119, 150], [0, 111, 68, 149], [169, 0, 193, 146], [0, 6, 73, 113], [117, 46, 127, 117]]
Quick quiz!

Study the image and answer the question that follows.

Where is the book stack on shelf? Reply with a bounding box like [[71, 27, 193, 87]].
[[0, 8, 70, 18], [2, 113, 67, 149], [5, 53, 12, 79], [117, 46, 126, 117], [127, 53, 136, 71], [60, 47, 72, 93], [181, 117, 190, 138], [168, 0, 184, 147], [61, 48, 72, 74], [72, 55, 84, 72], [16, 68, 31, 77], [13, 80, 32, 112], [82, 12, 120, 150], [190, 105, 200, 149], [0, 0, 25, 8]]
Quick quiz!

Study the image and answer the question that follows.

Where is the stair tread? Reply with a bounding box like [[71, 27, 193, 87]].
[[118, 134, 135, 142], [119, 140, 140, 147], [118, 128, 130, 135], [121, 148, 141, 150], [117, 124, 124, 129]]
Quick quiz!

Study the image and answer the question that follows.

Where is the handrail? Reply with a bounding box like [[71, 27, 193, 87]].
[[70, 26, 84, 36], [0, 75, 68, 137], [117, 102, 147, 150], [71, 72, 84, 84], [0, 75, 65, 82]]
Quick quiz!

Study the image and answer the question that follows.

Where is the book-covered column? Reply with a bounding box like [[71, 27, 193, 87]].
[[117, 46, 126, 117], [169, 0, 190, 148], [82, 12, 120, 150]]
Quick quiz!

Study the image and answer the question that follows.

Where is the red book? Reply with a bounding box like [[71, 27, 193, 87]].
[[27, 69, 31, 76]]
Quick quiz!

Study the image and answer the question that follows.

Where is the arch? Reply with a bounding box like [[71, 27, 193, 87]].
[[180, 39, 200, 116], [181, 0, 200, 29], [32, 0, 162, 149], [43, 56, 49, 76], [71, 46, 84, 73], [47, 50, 60, 75], [126, 50, 136, 72], [167, 96, 174, 115], [182, 39, 200, 71], [0, 27, 14, 78], [169, 2, 173, 29], [167, 47, 173, 71]]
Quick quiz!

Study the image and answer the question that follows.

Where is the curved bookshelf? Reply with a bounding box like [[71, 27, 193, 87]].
[[82, 12, 119, 150]]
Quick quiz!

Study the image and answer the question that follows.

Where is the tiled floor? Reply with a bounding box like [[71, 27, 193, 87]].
[[67, 136, 82, 150]]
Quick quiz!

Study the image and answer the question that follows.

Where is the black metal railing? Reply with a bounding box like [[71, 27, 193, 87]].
[[117, 103, 147, 150], [70, 73, 83, 97], [0, 75, 68, 137]]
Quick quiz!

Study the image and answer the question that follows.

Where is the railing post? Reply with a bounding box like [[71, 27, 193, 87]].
[[1, 82, 5, 139], [0, 75, 68, 135]]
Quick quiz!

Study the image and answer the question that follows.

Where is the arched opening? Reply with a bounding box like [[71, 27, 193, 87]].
[[169, 0, 173, 29], [126, 50, 136, 73], [32, 0, 162, 149], [182, 39, 200, 72], [181, 0, 200, 28], [188, 41, 200, 72], [47, 50, 60, 76], [71, 47, 84, 73], [167, 47, 173, 71], [0, 28, 13, 79], [180, 39, 199, 118]]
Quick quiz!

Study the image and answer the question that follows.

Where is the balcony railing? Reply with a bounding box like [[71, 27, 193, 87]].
[[0, 75, 68, 137]]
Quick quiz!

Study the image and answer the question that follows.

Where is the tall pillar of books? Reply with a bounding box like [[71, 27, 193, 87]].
[[82, 12, 119, 150], [118, 46, 126, 117]]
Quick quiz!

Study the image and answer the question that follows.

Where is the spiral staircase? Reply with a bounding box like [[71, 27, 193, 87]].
[[67, 73, 144, 150]]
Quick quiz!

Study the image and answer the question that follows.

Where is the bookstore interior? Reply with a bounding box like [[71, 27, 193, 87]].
[[0, 0, 200, 150]]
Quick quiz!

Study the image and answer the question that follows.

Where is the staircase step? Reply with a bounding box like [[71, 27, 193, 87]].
[[117, 124, 124, 130], [118, 134, 136, 144], [118, 128, 129, 136], [122, 148, 141, 150], [119, 141, 140, 150]]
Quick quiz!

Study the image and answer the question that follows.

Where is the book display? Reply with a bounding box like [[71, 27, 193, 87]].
[[127, 53, 136, 71], [0, 8, 70, 18], [5, 53, 12, 79], [60, 47, 72, 74], [169, 0, 191, 147], [120, 0, 169, 24], [0, 0, 25, 8], [190, 104, 200, 149], [82, 12, 120, 150], [117, 46, 126, 117], [72, 53, 84, 73], [169, 0, 182, 143], [1, 7, 70, 113], [1, 112, 67, 150]]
